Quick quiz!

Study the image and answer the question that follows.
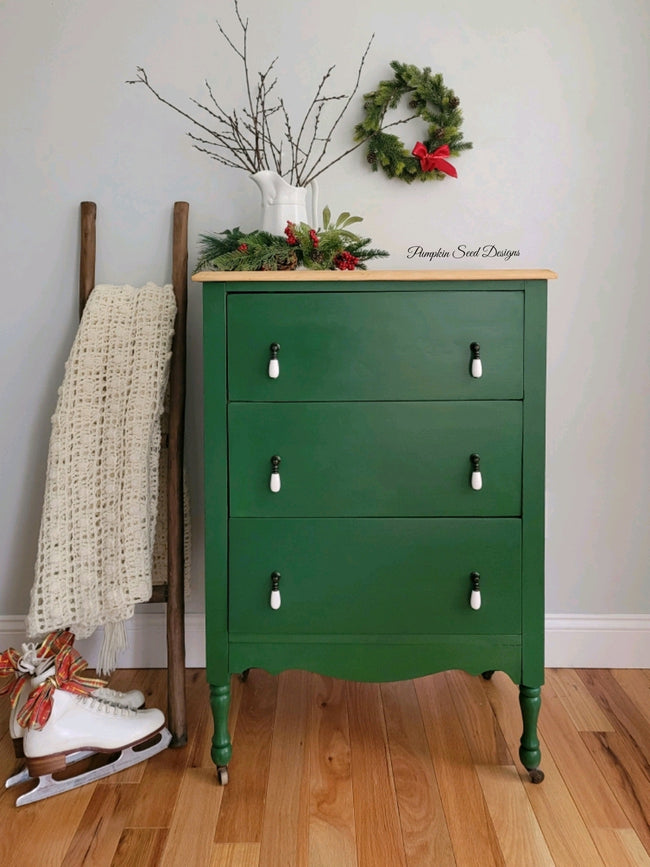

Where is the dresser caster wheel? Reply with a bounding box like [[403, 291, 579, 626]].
[[528, 768, 544, 784], [481, 670, 495, 680], [240, 668, 251, 683], [217, 765, 229, 785]]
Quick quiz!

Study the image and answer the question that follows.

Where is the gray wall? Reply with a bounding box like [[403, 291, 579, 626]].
[[1, 0, 648, 631]]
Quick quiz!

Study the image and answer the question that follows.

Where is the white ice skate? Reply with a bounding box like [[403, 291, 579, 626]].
[[15, 688, 170, 807], [5, 645, 146, 789]]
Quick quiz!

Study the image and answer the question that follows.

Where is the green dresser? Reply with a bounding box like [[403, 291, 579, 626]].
[[196, 268, 555, 785]]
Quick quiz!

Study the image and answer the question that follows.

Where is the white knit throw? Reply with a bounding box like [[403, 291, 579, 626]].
[[27, 283, 177, 674]]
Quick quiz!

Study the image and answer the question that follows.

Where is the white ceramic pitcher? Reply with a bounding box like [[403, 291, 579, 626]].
[[250, 171, 319, 234]]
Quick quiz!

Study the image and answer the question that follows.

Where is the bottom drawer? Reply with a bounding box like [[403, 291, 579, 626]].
[[229, 518, 521, 636]]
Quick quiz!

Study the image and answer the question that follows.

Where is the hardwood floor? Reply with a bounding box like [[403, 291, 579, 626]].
[[1, 667, 648, 866]]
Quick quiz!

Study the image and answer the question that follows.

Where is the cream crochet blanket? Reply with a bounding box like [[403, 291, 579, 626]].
[[27, 283, 178, 673]]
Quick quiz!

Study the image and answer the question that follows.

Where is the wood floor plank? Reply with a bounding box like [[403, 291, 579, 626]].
[[308, 676, 357, 867], [476, 764, 555, 866], [613, 670, 650, 726], [581, 730, 650, 851], [210, 842, 261, 867], [381, 679, 455, 866], [590, 828, 650, 867], [446, 669, 512, 765], [547, 668, 615, 732], [539, 674, 632, 829], [126, 668, 206, 828], [258, 670, 311, 867], [159, 767, 224, 867], [613, 829, 650, 866], [215, 668, 278, 843], [414, 673, 505, 866], [537, 674, 649, 865], [123, 730, 189, 828], [63, 783, 137, 866], [0, 773, 95, 867], [346, 680, 406, 867], [111, 828, 169, 867], [480, 672, 608, 867], [579, 669, 650, 764]]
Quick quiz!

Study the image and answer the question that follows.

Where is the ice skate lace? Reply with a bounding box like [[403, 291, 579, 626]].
[[94, 687, 132, 701], [76, 694, 138, 718]]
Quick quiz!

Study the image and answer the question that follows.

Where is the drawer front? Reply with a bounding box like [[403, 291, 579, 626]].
[[229, 518, 522, 635], [228, 401, 522, 517], [227, 291, 524, 401]]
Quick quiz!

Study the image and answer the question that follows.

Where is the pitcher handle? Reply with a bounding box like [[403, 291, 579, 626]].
[[308, 179, 319, 228]]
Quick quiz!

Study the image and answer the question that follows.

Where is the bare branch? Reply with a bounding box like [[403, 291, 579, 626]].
[[215, 1, 245, 61], [190, 144, 247, 170], [127, 67, 255, 171], [292, 64, 336, 169], [300, 34, 375, 184]]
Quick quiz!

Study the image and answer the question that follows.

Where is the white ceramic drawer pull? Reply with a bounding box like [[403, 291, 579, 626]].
[[268, 342, 280, 378], [270, 455, 281, 492], [270, 571, 281, 609], [470, 342, 482, 378], [470, 571, 481, 610], [470, 454, 483, 490]]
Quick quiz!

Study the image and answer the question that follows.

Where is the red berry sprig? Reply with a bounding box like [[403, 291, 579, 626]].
[[237, 243, 248, 252], [309, 229, 319, 248], [284, 221, 298, 246], [334, 251, 360, 270]]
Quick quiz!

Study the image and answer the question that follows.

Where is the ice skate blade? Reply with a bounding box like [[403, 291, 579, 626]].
[[6, 750, 95, 789], [15, 727, 172, 807]]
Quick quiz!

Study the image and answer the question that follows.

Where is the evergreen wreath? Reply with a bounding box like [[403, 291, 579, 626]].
[[354, 61, 472, 183]]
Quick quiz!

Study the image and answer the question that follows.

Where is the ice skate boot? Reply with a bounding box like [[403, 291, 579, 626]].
[[3, 635, 145, 788], [6, 680, 148, 789], [17, 687, 169, 806], [1, 631, 76, 759]]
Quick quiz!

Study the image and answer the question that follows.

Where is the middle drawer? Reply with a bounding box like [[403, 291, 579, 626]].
[[228, 401, 522, 517]]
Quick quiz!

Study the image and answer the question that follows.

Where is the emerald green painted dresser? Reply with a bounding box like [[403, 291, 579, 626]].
[[195, 268, 556, 785]]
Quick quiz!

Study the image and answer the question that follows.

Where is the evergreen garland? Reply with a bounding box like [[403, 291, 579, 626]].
[[195, 210, 389, 272], [354, 61, 472, 183]]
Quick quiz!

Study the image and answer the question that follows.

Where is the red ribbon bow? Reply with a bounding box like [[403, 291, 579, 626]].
[[17, 646, 106, 730], [0, 647, 27, 706], [412, 142, 458, 178], [0, 630, 76, 709]]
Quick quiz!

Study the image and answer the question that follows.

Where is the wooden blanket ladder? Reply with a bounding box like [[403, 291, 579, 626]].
[[78, 201, 188, 747]]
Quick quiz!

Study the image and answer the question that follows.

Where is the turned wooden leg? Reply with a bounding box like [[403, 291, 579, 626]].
[[519, 684, 544, 783], [210, 682, 232, 784]]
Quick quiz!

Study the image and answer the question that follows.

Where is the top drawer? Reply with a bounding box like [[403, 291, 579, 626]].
[[227, 290, 524, 401]]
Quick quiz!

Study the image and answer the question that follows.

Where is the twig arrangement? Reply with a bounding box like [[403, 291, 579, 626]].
[[127, 0, 374, 186]]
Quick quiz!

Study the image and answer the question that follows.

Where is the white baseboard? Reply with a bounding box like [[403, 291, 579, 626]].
[[1, 613, 648, 670], [544, 614, 650, 668]]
